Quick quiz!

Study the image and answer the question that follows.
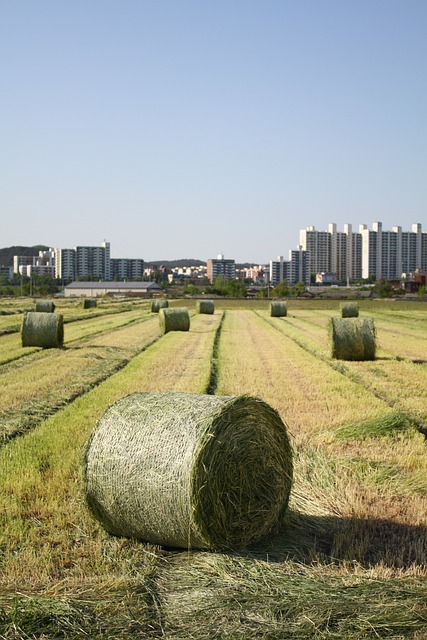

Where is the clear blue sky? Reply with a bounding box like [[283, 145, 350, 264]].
[[1, 0, 426, 263]]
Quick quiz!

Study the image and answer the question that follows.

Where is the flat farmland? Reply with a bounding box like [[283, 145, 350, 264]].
[[0, 298, 426, 639]]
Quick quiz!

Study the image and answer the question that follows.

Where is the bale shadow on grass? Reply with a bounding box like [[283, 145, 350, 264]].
[[248, 510, 427, 570]]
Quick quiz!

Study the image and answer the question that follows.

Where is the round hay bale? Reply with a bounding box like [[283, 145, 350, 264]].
[[84, 392, 293, 550], [341, 302, 359, 318], [21, 311, 64, 348], [83, 298, 97, 309], [151, 299, 169, 313], [270, 301, 287, 317], [196, 299, 214, 314], [159, 307, 190, 333], [35, 300, 55, 313], [330, 317, 376, 361]]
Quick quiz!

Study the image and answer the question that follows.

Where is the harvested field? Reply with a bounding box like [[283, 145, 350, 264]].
[[0, 299, 426, 639]]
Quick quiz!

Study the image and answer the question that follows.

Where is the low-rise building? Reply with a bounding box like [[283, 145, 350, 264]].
[[64, 281, 162, 297]]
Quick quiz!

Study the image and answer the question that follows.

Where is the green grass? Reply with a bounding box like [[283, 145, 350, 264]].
[[334, 411, 412, 440]]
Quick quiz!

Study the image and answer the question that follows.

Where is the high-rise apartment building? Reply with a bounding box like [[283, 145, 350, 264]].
[[269, 256, 287, 287], [299, 226, 331, 277], [270, 247, 310, 286], [55, 248, 76, 281], [13, 249, 55, 278], [110, 258, 145, 280], [207, 254, 236, 284], [300, 222, 425, 282], [75, 241, 110, 280], [361, 222, 427, 279], [289, 246, 310, 285]]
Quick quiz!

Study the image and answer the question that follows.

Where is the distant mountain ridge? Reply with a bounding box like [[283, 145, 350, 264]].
[[0, 247, 207, 269], [146, 259, 206, 268], [0, 246, 49, 266], [1, 248, 257, 270]]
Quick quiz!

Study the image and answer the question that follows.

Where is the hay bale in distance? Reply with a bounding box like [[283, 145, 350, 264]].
[[330, 317, 376, 361], [21, 311, 64, 348], [151, 299, 169, 313], [84, 392, 293, 550], [83, 298, 97, 309], [270, 301, 287, 317], [35, 300, 55, 313], [196, 299, 214, 314], [159, 307, 190, 333], [341, 302, 359, 318]]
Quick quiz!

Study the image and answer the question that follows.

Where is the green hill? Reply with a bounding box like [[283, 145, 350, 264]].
[[0, 246, 50, 266]]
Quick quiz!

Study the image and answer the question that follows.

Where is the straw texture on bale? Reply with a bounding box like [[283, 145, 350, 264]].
[[21, 311, 64, 348], [270, 301, 287, 317], [83, 298, 97, 309], [84, 392, 293, 550], [196, 300, 214, 314], [330, 317, 376, 361], [159, 307, 190, 333], [35, 300, 55, 313], [151, 299, 169, 313], [341, 302, 359, 318]]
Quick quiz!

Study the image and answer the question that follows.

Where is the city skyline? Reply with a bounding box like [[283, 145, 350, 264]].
[[7, 220, 427, 288], [1, 2, 426, 263]]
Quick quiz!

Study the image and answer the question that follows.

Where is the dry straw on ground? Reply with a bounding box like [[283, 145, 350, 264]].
[[83, 298, 97, 309], [159, 307, 190, 333], [270, 301, 287, 317], [35, 300, 55, 313], [340, 302, 359, 317], [84, 392, 293, 550], [151, 299, 169, 313], [330, 317, 376, 361], [21, 311, 64, 348], [196, 300, 215, 314]]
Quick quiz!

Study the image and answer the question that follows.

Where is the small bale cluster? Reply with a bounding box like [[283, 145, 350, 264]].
[[84, 392, 293, 550], [270, 301, 287, 317], [341, 302, 359, 318], [196, 300, 215, 315], [159, 307, 190, 334], [330, 317, 376, 361], [35, 300, 55, 313], [83, 298, 97, 309], [151, 299, 169, 313], [21, 311, 64, 348]]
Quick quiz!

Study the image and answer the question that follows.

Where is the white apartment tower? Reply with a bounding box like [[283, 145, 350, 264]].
[[269, 256, 286, 287], [361, 222, 426, 279]]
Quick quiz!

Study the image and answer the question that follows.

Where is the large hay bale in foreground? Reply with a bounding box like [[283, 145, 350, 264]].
[[83, 298, 97, 309], [35, 300, 55, 313], [159, 307, 190, 333], [270, 301, 287, 317], [330, 317, 376, 361], [196, 299, 214, 314], [84, 392, 293, 550], [341, 302, 359, 318], [151, 299, 168, 313], [21, 312, 64, 348]]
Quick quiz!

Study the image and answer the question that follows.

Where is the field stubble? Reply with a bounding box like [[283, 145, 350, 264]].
[[1, 302, 427, 638]]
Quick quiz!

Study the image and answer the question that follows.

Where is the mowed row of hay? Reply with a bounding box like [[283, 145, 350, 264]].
[[84, 392, 293, 550], [21, 311, 64, 348]]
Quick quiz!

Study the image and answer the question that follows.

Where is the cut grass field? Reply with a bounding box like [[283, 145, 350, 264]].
[[1, 299, 426, 639]]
